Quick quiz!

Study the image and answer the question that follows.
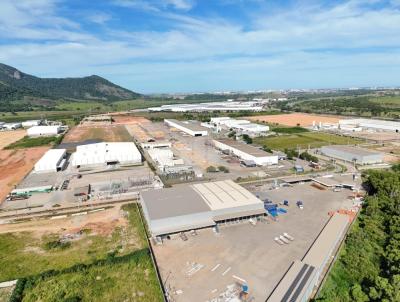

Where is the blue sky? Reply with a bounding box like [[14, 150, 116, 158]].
[[0, 0, 400, 93]]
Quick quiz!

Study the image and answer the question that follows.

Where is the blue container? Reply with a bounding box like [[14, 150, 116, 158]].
[[278, 208, 287, 214], [242, 285, 249, 293]]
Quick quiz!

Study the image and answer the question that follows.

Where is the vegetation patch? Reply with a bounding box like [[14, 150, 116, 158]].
[[272, 126, 309, 134], [254, 132, 363, 151], [317, 166, 400, 301], [4, 135, 63, 149]]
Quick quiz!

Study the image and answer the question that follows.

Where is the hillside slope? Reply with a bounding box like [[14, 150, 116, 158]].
[[0, 63, 140, 104]]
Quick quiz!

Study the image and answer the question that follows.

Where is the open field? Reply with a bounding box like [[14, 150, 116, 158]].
[[248, 113, 342, 127], [254, 132, 364, 150], [153, 181, 357, 301], [63, 125, 132, 143], [0, 130, 26, 149], [0, 204, 163, 301], [0, 147, 49, 202]]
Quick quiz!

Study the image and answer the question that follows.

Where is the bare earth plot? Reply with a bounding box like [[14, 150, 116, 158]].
[[0, 130, 26, 149], [0, 147, 49, 202], [248, 113, 343, 127], [63, 125, 132, 143]]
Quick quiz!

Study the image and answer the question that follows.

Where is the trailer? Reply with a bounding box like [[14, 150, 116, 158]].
[[10, 185, 53, 196]]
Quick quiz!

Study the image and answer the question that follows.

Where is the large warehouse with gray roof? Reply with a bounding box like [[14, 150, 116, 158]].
[[140, 180, 265, 236]]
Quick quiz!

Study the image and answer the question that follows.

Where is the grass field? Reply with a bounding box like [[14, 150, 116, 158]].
[[4, 135, 62, 149], [0, 204, 163, 301], [254, 132, 364, 150]]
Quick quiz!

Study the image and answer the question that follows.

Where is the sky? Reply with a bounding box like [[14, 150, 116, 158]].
[[0, 0, 400, 93]]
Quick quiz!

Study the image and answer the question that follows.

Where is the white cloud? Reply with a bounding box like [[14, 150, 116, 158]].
[[86, 12, 112, 24], [0, 0, 399, 92]]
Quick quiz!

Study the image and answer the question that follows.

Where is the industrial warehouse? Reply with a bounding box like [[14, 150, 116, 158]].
[[320, 145, 384, 165], [213, 138, 279, 166], [164, 119, 208, 136], [339, 118, 400, 132], [140, 180, 265, 236], [209, 117, 270, 136], [71, 142, 142, 168], [27, 125, 62, 137], [34, 148, 67, 173], [148, 100, 264, 112]]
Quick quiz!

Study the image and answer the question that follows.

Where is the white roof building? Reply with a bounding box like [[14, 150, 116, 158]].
[[165, 119, 208, 136], [22, 120, 41, 128], [214, 139, 278, 166], [34, 149, 67, 173], [71, 142, 142, 168], [339, 118, 400, 132], [210, 117, 269, 135], [2, 123, 22, 130], [27, 125, 61, 137]]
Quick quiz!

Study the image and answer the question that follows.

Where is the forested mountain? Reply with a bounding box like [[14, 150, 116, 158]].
[[0, 63, 140, 104]]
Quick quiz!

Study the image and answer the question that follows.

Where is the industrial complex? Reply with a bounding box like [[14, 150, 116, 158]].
[[148, 100, 264, 112], [1, 111, 397, 302]]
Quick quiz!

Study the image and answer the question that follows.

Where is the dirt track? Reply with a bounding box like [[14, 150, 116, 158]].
[[248, 113, 342, 127], [0, 205, 125, 236], [0, 147, 49, 202]]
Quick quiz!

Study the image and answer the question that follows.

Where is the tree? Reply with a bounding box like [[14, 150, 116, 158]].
[[206, 166, 217, 173], [242, 134, 253, 144]]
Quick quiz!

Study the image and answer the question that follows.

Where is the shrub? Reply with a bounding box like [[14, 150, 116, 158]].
[[218, 166, 230, 173], [206, 166, 217, 173]]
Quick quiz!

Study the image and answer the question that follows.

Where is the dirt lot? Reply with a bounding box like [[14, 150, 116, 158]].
[[345, 131, 400, 142], [0, 205, 125, 235], [63, 125, 132, 143], [0, 130, 26, 149], [113, 115, 151, 125], [0, 147, 49, 202], [248, 113, 343, 127]]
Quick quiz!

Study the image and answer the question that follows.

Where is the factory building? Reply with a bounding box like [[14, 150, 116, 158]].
[[71, 142, 142, 168], [140, 180, 265, 237], [268, 213, 349, 302], [34, 149, 67, 173], [210, 117, 269, 136], [339, 118, 400, 132], [22, 120, 41, 128], [148, 101, 263, 112], [1, 122, 22, 130], [27, 125, 61, 137], [213, 139, 278, 166], [164, 119, 208, 136], [321, 145, 383, 165]]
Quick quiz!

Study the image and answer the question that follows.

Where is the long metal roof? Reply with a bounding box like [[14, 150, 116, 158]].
[[214, 139, 272, 157], [321, 145, 382, 157]]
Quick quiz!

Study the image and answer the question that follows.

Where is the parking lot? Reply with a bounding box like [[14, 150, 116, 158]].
[[152, 181, 358, 301]]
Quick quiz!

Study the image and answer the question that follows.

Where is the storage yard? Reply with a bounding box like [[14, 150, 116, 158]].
[[62, 125, 132, 144], [152, 178, 360, 301]]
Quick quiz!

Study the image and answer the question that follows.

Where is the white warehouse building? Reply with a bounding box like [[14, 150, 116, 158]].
[[321, 145, 383, 165], [141, 180, 266, 236], [164, 119, 208, 136], [339, 118, 400, 132], [214, 139, 278, 166], [210, 117, 269, 136], [34, 149, 67, 173], [22, 120, 41, 128], [27, 125, 61, 137], [72, 142, 142, 168]]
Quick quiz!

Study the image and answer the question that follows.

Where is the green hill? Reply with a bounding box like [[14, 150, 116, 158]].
[[0, 63, 140, 111]]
